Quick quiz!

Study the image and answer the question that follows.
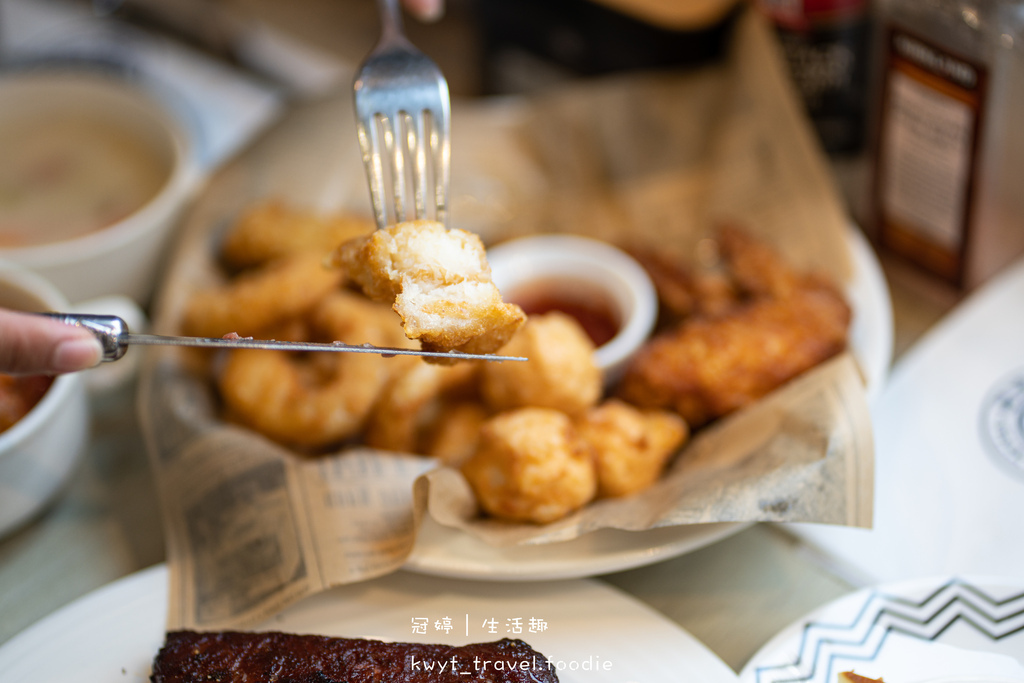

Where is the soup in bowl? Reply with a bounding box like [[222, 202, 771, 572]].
[[0, 69, 195, 304]]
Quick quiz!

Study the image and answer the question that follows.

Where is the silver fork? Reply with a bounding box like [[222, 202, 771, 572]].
[[353, 0, 451, 229]]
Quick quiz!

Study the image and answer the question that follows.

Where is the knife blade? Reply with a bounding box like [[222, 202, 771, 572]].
[[41, 313, 526, 363]]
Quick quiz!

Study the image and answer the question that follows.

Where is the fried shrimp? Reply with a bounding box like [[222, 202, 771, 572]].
[[182, 252, 343, 339], [480, 312, 602, 416], [576, 399, 688, 498], [220, 200, 374, 269], [216, 291, 411, 451], [331, 220, 526, 361], [461, 408, 597, 524]]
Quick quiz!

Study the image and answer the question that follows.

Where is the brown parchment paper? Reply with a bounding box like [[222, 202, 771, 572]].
[[139, 8, 874, 631]]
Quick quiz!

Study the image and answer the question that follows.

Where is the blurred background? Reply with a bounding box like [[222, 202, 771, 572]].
[[4, 0, 1021, 342]]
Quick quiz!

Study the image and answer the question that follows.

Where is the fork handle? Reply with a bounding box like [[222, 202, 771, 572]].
[[376, 0, 405, 42]]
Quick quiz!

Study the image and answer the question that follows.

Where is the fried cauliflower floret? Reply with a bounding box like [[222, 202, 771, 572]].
[[480, 312, 602, 416], [461, 408, 597, 524], [330, 220, 526, 360], [576, 399, 688, 498], [220, 200, 375, 269]]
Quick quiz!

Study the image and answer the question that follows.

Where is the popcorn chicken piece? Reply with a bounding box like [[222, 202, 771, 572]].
[[480, 312, 602, 416], [331, 220, 525, 360], [576, 399, 688, 498], [461, 408, 597, 524]]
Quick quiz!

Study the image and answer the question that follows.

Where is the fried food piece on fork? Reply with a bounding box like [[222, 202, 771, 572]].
[[330, 220, 526, 362]]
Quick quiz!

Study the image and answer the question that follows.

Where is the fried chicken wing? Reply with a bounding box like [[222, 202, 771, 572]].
[[617, 285, 851, 426]]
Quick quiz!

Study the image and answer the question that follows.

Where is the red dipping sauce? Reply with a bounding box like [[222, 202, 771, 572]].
[[509, 278, 620, 347], [0, 374, 53, 433]]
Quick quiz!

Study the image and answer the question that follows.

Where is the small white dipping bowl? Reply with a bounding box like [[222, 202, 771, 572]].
[[0, 69, 195, 305], [487, 234, 658, 382]]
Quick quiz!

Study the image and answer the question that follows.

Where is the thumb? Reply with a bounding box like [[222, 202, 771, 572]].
[[0, 309, 104, 375]]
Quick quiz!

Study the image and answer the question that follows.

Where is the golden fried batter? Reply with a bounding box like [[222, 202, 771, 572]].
[[182, 252, 343, 338], [716, 223, 806, 299], [461, 408, 597, 524], [363, 359, 479, 454], [216, 291, 413, 451], [220, 200, 374, 269], [576, 399, 688, 498], [480, 312, 602, 416], [626, 244, 739, 321], [617, 286, 851, 426], [331, 220, 525, 361], [423, 401, 490, 467]]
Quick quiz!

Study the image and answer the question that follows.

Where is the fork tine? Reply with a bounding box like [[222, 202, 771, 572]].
[[354, 0, 451, 229], [381, 111, 407, 224], [430, 107, 451, 227], [356, 116, 388, 230], [411, 111, 428, 220]]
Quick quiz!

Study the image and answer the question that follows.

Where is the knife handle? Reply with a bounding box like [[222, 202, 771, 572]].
[[36, 313, 130, 363]]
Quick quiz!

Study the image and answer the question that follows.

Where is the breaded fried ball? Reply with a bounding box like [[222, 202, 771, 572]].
[[330, 220, 525, 360], [461, 408, 597, 524], [480, 312, 602, 416], [576, 399, 688, 498]]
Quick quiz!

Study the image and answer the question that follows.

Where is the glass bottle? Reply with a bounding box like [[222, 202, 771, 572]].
[[871, 0, 1024, 289], [756, 0, 875, 156]]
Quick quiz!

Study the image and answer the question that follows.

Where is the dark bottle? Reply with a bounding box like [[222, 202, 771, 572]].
[[756, 0, 874, 156]]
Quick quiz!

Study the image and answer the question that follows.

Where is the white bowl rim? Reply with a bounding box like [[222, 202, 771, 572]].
[[486, 233, 658, 373], [0, 70, 194, 265]]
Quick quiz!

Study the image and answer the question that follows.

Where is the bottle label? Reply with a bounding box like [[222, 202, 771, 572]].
[[874, 25, 989, 286]]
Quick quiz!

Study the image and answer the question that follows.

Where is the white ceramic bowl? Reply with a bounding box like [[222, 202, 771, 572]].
[[0, 263, 90, 538], [0, 69, 196, 305], [486, 233, 658, 382]]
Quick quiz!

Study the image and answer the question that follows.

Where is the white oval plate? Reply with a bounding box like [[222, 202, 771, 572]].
[[0, 563, 737, 683], [403, 226, 893, 581], [740, 575, 1024, 683]]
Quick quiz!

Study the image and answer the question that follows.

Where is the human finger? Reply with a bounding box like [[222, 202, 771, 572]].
[[0, 309, 104, 375], [401, 0, 444, 22]]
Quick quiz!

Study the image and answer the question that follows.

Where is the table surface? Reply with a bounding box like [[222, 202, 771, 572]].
[[0, 0, 963, 673]]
